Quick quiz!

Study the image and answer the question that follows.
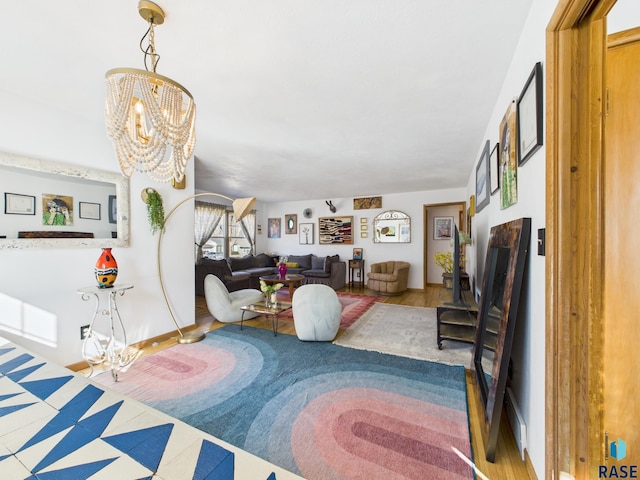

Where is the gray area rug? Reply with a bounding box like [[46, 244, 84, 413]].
[[334, 302, 473, 366]]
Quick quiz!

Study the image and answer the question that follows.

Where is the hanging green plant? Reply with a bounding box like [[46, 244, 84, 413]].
[[143, 188, 165, 234]]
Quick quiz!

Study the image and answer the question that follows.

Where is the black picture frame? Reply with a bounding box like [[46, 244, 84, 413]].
[[108, 195, 117, 224], [490, 143, 500, 195], [475, 140, 490, 213], [78, 202, 101, 220], [517, 62, 543, 166], [4, 192, 36, 215]]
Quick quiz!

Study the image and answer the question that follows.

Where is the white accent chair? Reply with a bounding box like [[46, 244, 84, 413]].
[[204, 274, 264, 323], [292, 284, 342, 341]]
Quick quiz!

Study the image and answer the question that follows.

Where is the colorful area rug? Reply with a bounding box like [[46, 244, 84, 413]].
[[334, 303, 474, 367], [277, 291, 383, 328], [94, 325, 473, 479]]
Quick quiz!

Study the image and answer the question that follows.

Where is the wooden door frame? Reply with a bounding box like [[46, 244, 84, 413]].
[[423, 202, 465, 289], [546, 0, 616, 478]]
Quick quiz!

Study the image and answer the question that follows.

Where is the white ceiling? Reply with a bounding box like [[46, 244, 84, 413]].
[[0, 0, 533, 203]]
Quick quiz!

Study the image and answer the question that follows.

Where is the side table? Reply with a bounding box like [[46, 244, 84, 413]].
[[349, 259, 365, 288], [76, 283, 135, 381], [240, 301, 293, 336], [436, 289, 479, 350]]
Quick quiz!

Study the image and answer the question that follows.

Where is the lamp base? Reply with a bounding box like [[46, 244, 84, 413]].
[[177, 331, 206, 344]]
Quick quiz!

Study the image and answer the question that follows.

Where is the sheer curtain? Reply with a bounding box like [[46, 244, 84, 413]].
[[239, 211, 257, 254], [194, 201, 226, 264]]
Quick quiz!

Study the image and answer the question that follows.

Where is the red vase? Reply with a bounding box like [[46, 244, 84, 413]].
[[95, 248, 118, 288], [278, 262, 288, 278]]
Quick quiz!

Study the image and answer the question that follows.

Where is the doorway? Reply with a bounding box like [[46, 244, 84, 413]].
[[423, 202, 465, 289]]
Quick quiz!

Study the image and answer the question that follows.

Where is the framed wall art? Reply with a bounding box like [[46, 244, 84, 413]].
[[433, 216, 453, 240], [353, 196, 382, 210], [4, 193, 35, 215], [299, 223, 314, 244], [79, 202, 101, 220], [108, 195, 117, 224], [285, 213, 297, 234], [490, 143, 500, 195], [476, 140, 490, 213], [499, 100, 518, 209], [319, 216, 353, 245], [268, 218, 281, 238], [42, 193, 73, 226], [517, 62, 543, 166]]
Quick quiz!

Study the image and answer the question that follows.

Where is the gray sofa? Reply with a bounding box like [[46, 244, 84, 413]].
[[195, 253, 346, 295]]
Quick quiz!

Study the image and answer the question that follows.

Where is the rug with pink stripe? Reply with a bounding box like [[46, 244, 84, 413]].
[[96, 325, 473, 480]]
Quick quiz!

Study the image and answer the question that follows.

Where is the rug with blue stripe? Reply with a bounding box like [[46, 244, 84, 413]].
[[97, 325, 474, 479]]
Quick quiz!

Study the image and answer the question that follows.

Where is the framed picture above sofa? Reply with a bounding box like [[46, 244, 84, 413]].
[[319, 216, 353, 245], [285, 213, 297, 234], [299, 223, 314, 244], [268, 218, 281, 238]]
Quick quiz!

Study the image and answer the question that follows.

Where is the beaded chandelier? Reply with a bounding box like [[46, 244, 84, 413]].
[[105, 1, 196, 186]]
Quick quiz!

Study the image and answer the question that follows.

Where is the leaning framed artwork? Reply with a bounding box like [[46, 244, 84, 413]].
[[4, 193, 35, 215], [475, 140, 490, 213], [517, 62, 543, 166], [433, 216, 453, 240], [319, 216, 353, 245]]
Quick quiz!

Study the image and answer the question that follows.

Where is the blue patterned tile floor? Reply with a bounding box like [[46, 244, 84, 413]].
[[0, 338, 303, 480]]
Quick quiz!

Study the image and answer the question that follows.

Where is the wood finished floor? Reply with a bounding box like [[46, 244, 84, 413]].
[[86, 285, 534, 480]]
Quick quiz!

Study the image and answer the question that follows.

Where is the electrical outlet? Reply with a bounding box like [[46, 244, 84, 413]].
[[80, 325, 90, 340]]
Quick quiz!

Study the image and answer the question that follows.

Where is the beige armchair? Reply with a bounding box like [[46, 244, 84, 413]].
[[367, 261, 410, 295]]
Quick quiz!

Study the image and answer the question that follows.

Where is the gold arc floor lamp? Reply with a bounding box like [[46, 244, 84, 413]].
[[142, 189, 257, 344]]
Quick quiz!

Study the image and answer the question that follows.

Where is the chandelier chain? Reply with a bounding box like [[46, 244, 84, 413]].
[[140, 21, 160, 74]]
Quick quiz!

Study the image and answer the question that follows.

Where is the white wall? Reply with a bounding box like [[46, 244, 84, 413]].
[[255, 189, 466, 289], [0, 91, 195, 367], [465, 0, 556, 476]]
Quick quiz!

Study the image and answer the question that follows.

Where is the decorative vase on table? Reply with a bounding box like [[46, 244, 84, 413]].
[[278, 262, 288, 278], [95, 248, 118, 288]]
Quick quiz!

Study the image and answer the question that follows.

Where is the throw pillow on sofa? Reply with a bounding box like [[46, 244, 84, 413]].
[[325, 254, 340, 273], [228, 254, 257, 271], [288, 254, 312, 270], [311, 256, 326, 270]]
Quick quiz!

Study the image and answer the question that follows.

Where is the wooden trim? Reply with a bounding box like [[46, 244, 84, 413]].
[[65, 323, 204, 372], [546, 0, 615, 478], [608, 25, 640, 47]]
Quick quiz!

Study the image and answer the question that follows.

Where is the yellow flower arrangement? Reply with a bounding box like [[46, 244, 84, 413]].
[[434, 251, 454, 274], [259, 280, 284, 297]]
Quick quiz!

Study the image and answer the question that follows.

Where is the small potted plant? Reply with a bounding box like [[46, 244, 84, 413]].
[[434, 251, 454, 288]]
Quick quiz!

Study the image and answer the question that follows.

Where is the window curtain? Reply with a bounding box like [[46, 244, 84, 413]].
[[194, 201, 226, 264], [239, 211, 257, 254]]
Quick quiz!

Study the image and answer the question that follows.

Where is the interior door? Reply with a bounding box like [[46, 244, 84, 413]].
[[602, 26, 640, 467]]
